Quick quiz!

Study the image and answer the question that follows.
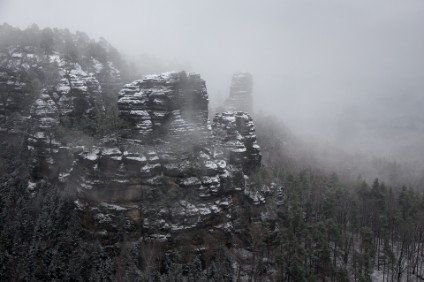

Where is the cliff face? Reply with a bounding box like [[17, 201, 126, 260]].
[[69, 71, 261, 242], [0, 26, 268, 279], [0, 27, 263, 245], [212, 111, 261, 171], [0, 46, 115, 132], [28, 60, 114, 179], [1, 39, 263, 244], [118, 72, 209, 144], [224, 72, 253, 113]]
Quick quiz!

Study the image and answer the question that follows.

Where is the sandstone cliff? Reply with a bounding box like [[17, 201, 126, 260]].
[[224, 72, 253, 113], [70, 71, 262, 243]]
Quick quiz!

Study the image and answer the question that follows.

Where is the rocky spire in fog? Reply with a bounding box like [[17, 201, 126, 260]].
[[67, 71, 262, 242], [225, 72, 253, 113]]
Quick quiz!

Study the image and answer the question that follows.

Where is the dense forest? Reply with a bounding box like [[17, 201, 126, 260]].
[[0, 25, 423, 281]]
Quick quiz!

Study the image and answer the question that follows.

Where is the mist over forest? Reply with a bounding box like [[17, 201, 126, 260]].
[[1, 1, 424, 281]]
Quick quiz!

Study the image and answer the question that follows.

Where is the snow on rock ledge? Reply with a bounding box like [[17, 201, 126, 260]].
[[69, 71, 263, 243]]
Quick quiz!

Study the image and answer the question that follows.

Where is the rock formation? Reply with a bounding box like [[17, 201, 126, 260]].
[[70, 71, 261, 243], [0, 47, 104, 134], [0, 37, 263, 243], [118, 72, 209, 144], [224, 72, 253, 113], [212, 111, 261, 171], [0, 42, 123, 188], [27, 90, 61, 179], [0, 27, 269, 279]]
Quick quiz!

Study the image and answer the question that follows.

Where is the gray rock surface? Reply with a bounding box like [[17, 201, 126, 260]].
[[70, 72, 262, 242], [212, 111, 261, 171], [224, 72, 253, 113], [118, 71, 209, 144], [0, 45, 121, 182], [0, 47, 263, 244]]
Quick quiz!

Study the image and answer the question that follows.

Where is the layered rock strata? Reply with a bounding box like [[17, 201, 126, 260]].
[[118, 72, 209, 145], [26, 57, 112, 180], [0, 45, 122, 186], [27, 90, 62, 179], [0, 47, 105, 133], [71, 72, 261, 242], [1, 52, 263, 242], [212, 111, 261, 171], [224, 72, 253, 113]]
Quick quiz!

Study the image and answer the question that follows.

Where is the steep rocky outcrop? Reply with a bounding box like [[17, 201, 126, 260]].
[[0, 42, 122, 183], [1, 39, 263, 244], [30, 59, 115, 180], [27, 90, 61, 179], [70, 71, 261, 243], [46, 55, 106, 118], [118, 72, 209, 144], [224, 72, 253, 113], [0, 26, 263, 246], [212, 111, 261, 171], [0, 46, 107, 134]]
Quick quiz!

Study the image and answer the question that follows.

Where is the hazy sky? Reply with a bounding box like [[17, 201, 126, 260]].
[[1, 0, 424, 156]]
